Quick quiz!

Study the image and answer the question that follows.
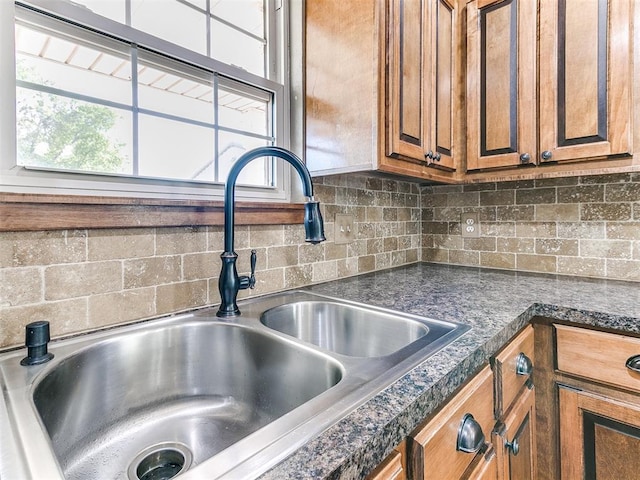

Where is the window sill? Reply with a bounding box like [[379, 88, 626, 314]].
[[0, 193, 304, 231]]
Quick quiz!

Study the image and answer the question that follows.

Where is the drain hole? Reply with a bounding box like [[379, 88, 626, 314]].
[[129, 443, 193, 480], [136, 449, 184, 480]]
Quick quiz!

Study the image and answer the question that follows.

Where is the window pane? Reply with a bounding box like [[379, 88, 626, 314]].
[[210, 0, 265, 38], [138, 114, 214, 181], [16, 88, 133, 174], [218, 132, 270, 186], [211, 19, 264, 77], [131, 0, 207, 55], [15, 23, 132, 104], [138, 60, 213, 123], [219, 86, 269, 136]]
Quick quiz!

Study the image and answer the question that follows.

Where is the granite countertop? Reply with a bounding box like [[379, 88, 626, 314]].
[[258, 262, 640, 480]]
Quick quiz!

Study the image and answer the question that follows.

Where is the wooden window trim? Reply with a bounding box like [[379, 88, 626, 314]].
[[0, 193, 304, 231]]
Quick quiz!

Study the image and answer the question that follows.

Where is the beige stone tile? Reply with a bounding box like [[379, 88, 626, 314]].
[[497, 180, 534, 190], [375, 252, 392, 269], [391, 250, 406, 266], [157, 227, 206, 255], [124, 256, 181, 289], [0, 298, 87, 349], [580, 239, 632, 259], [481, 222, 515, 237], [634, 241, 640, 260], [449, 249, 480, 265], [156, 280, 208, 315], [88, 288, 156, 329], [183, 252, 218, 281], [406, 249, 419, 263], [422, 248, 449, 263], [447, 191, 480, 207], [516, 254, 556, 273], [605, 183, 640, 202], [557, 222, 605, 239], [325, 243, 347, 261], [480, 252, 516, 270], [516, 222, 557, 238], [45, 261, 122, 300], [366, 206, 384, 222], [267, 245, 299, 269], [582, 173, 632, 184], [535, 204, 580, 222], [606, 222, 640, 240], [0, 267, 42, 307], [497, 237, 535, 254], [496, 205, 535, 222], [284, 265, 313, 289], [535, 177, 579, 187], [88, 228, 154, 261], [253, 268, 285, 294], [535, 239, 579, 256], [463, 237, 497, 252], [557, 257, 605, 278], [0, 230, 86, 268], [384, 237, 399, 252], [337, 257, 359, 278], [313, 261, 337, 282], [464, 183, 497, 192], [283, 225, 307, 245], [515, 188, 556, 205], [606, 259, 640, 281], [581, 203, 632, 221], [480, 190, 515, 206], [557, 184, 604, 203], [357, 255, 376, 273], [249, 225, 284, 248], [299, 243, 325, 263]]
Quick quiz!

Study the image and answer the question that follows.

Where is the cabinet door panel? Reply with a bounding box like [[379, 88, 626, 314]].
[[387, 0, 428, 161], [466, 0, 536, 170], [559, 386, 640, 480], [539, 0, 632, 163]]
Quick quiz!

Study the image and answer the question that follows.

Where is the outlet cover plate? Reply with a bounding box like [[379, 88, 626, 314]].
[[461, 212, 480, 238], [335, 214, 355, 244]]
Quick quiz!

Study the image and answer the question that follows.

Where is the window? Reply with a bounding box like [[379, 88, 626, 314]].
[[2, 0, 294, 202]]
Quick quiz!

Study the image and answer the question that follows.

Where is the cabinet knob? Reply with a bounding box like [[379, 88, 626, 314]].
[[515, 352, 533, 376], [541, 150, 553, 161], [434, 152, 442, 162], [519, 153, 531, 164], [625, 355, 640, 373], [425, 150, 434, 159], [456, 413, 485, 453], [505, 437, 520, 456]]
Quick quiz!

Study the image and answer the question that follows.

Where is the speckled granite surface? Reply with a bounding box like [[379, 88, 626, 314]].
[[258, 262, 640, 480]]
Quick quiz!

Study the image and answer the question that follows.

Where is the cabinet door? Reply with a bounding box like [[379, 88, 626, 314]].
[[386, 0, 458, 171], [494, 385, 536, 480], [559, 386, 640, 480], [387, 0, 429, 162], [538, 0, 632, 164], [366, 447, 405, 480], [466, 0, 536, 171], [424, 0, 459, 171]]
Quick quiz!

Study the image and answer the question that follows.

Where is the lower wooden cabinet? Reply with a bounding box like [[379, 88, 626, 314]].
[[366, 444, 406, 480], [493, 385, 536, 480], [460, 446, 498, 480], [559, 386, 640, 480]]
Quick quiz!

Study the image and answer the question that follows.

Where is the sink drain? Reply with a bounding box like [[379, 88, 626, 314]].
[[128, 442, 193, 480]]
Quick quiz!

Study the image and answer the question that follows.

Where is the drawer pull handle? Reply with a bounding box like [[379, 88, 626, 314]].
[[456, 413, 485, 453], [505, 437, 520, 456], [515, 352, 533, 376], [625, 355, 640, 373]]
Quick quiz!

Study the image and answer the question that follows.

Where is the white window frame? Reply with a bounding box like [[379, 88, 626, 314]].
[[0, 0, 297, 203]]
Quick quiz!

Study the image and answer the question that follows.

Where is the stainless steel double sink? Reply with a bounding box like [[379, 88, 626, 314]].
[[0, 291, 469, 480]]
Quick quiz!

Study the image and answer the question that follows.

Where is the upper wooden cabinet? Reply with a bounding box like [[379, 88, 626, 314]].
[[466, 0, 634, 173], [386, 0, 461, 171], [305, 0, 457, 182]]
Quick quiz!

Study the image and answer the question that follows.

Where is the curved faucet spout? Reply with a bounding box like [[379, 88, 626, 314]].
[[218, 146, 326, 317]]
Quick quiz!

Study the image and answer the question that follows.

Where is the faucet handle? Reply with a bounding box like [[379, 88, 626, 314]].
[[249, 249, 257, 289]]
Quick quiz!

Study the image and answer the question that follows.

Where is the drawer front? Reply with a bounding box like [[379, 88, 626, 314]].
[[366, 448, 405, 480], [493, 325, 535, 417], [555, 324, 640, 394], [410, 365, 494, 480]]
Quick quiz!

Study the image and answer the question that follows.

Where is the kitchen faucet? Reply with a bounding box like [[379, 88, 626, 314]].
[[217, 146, 326, 317]]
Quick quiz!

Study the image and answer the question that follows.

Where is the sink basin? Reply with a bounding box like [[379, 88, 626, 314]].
[[33, 323, 342, 480], [0, 290, 469, 480], [261, 301, 440, 357]]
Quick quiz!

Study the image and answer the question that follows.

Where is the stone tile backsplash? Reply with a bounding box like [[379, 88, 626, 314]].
[[2, 172, 639, 349], [0, 173, 421, 349], [421, 173, 640, 282]]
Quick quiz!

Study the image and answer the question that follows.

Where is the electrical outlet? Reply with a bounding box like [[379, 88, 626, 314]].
[[461, 212, 480, 238], [334, 214, 355, 244]]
